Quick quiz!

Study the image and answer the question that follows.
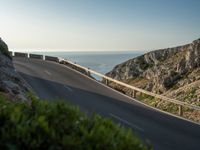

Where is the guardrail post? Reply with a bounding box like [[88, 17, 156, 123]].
[[132, 90, 136, 98], [105, 79, 108, 85], [178, 105, 183, 116], [87, 68, 90, 76]]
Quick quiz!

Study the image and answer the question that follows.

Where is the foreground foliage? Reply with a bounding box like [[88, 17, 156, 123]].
[[0, 93, 149, 150]]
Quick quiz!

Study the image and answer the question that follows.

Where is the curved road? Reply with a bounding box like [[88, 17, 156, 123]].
[[13, 57, 200, 150]]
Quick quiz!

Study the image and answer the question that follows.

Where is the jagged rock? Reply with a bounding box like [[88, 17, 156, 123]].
[[107, 38, 200, 99], [106, 38, 200, 122], [0, 38, 31, 102]]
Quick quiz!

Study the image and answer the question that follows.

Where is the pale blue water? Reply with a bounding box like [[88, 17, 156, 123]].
[[32, 51, 144, 75]]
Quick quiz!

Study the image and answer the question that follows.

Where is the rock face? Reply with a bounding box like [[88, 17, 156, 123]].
[[107, 39, 200, 103], [0, 38, 31, 101]]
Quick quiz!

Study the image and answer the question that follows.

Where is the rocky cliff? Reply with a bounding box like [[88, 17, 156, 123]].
[[0, 38, 31, 101], [107, 39, 200, 105]]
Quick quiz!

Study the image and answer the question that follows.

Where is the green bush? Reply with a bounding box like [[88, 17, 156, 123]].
[[0, 93, 150, 150]]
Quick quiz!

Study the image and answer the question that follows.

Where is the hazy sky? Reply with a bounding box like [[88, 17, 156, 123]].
[[0, 0, 199, 51]]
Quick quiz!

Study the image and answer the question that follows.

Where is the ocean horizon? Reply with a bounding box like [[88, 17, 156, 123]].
[[26, 51, 145, 75]]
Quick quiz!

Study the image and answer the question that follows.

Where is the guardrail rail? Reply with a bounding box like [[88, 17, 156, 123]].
[[60, 59, 200, 117]]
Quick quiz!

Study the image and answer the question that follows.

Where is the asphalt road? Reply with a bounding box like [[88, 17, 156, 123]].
[[13, 57, 200, 150]]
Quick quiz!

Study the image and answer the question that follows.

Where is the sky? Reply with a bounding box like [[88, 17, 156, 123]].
[[0, 0, 199, 52]]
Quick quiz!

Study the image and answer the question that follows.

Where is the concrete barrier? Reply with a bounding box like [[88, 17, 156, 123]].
[[45, 56, 59, 62], [29, 54, 43, 59], [14, 52, 28, 58]]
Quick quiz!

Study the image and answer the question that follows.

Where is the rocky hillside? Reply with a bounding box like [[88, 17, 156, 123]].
[[107, 39, 200, 105], [0, 38, 31, 102]]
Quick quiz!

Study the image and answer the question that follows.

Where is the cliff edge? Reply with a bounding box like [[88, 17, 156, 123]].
[[107, 39, 200, 105]]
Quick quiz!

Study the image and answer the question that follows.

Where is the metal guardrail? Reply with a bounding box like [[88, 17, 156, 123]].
[[60, 59, 200, 116], [11, 51, 200, 117]]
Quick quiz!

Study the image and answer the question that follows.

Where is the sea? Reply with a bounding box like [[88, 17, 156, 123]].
[[30, 51, 145, 79]]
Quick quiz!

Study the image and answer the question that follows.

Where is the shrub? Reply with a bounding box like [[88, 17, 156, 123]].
[[0, 93, 150, 150]]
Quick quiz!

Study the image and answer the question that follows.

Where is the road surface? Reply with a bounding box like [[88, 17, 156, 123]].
[[13, 57, 200, 150]]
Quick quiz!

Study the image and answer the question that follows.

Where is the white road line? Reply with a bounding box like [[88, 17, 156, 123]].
[[64, 85, 73, 92], [109, 113, 144, 132], [44, 70, 51, 76]]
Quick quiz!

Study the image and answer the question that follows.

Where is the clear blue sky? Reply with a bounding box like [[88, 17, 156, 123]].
[[0, 0, 199, 51]]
